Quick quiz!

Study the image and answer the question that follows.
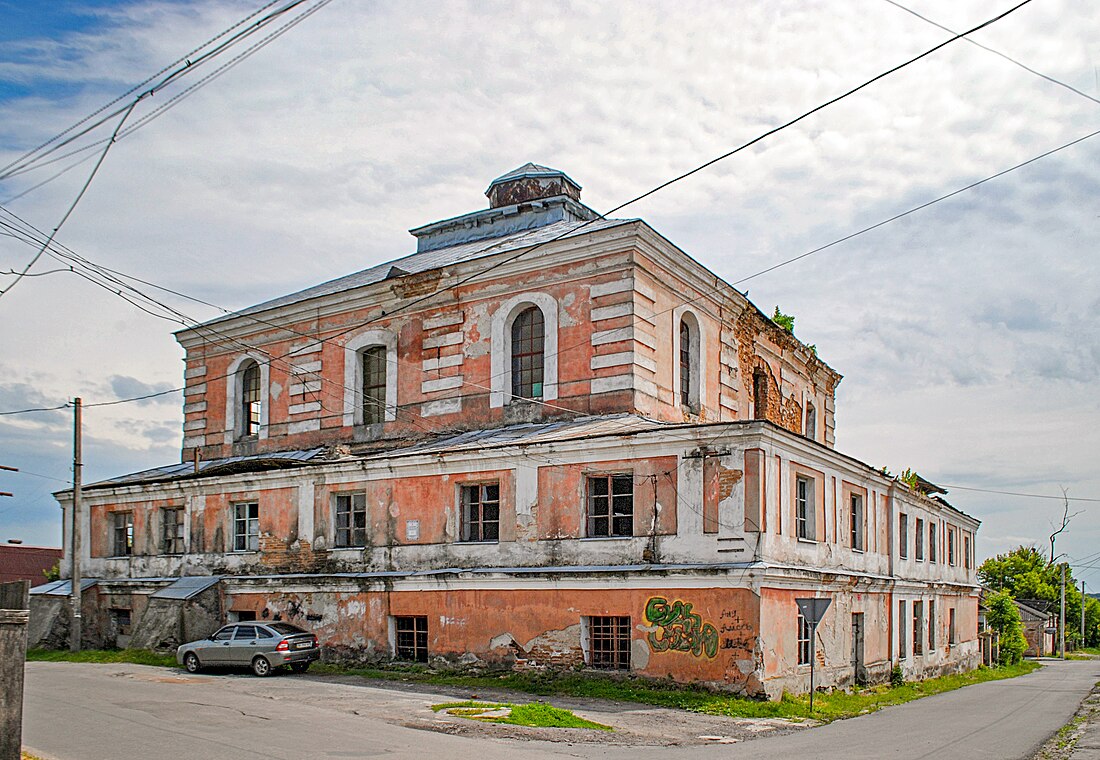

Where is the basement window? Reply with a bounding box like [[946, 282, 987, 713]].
[[394, 615, 428, 663], [111, 512, 133, 557], [110, 608, 132, 636], [233, 502, 259, 552], [334, 492, 367, 548], [586, 615, 631, 670], [586, 474, 633, 538], [460, 483, 499, 542]]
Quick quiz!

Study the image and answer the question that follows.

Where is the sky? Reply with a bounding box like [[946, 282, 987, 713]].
[[0, 0, 1097, 582]]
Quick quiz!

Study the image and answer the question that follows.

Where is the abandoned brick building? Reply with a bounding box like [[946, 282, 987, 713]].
[[35, 163, 980, 696]]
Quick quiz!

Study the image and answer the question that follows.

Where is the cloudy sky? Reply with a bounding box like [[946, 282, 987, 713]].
[[0, 0, 1097, 579]]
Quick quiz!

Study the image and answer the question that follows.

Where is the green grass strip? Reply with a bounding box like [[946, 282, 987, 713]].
[[432, 700, 612, 730], [26, 648, 177, 667]]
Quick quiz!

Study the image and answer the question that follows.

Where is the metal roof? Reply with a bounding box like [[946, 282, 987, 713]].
[[486, 163, 581, 189], [195, 216, 632, 328], [150, 575, 221, 600], [30, 578, 98, 596], [84, 448, 328, 489]]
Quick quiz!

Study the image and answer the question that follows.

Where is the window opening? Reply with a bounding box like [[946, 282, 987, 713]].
[[586, 474, 633, 537], [899, 513, 909, 559], [928, 601, 936, 650], [850, 493, 863, 551], [162, 507, 184, 555], [753, 369, 768, 419], [915, 518, 925, 561], [460, 483, 500, 542], [929, 525, 937, 563], [233, 502, 259, 552], [511, 306, 545, 400], [395, 615, 428, 662], [240, 361, 261, 437], [797, 610, 812, 665], [949, 607, 958, 644], [110, 608, 132, 636], [913, 601, 924, 656], [334, 492, 368, 548], [361, 345, 387, 425], [796, 476, 815, 541], [899, 600, 907, 659], [948, 527, 956, 566], [587, 615, 631, 670], [112, 512, 133, 557], [805, 400, 817, 440], [679, 319, 694, 408]]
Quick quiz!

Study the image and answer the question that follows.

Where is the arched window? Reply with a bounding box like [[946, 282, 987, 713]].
[[361, 345, 387, 425], [239, 360, 262, 438], [511, 306, 545, 399], [679, 319, 692, 407]]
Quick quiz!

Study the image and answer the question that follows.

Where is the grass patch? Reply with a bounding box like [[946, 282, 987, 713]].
[[26, 648, 177, 667], [432, 700, 611, 730], [321, 660, 1040, 722]]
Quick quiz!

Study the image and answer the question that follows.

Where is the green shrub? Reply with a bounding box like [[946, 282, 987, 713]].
[[890, 664, 905, 687], [986, 590, 1027, 665]]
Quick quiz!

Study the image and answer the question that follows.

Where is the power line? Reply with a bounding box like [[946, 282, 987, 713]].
[[936, 484, 1100, 503]]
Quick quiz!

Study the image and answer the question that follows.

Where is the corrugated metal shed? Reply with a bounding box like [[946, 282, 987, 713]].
[[150, 575, 221, 600]]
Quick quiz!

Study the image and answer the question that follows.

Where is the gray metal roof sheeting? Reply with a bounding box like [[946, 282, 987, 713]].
[[150, 575, 221, 600], [30, 578, 98, 596], [85, 447, 327, 489]]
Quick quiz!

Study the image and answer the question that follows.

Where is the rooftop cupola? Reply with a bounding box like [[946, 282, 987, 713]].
[[486, 163, 582, 208], [409, 163, 597, 253]]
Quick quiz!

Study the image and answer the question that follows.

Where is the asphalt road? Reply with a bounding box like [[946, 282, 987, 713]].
[[21, 658, 1100, 760]]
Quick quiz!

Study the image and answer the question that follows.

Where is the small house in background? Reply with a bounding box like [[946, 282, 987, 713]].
[[1016, 598, 1055, 657], [0, 542, 61, 585], [37, 165, 981, 698]]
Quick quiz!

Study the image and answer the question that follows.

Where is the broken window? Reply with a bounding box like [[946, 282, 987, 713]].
[[915, 518, 924, 561], [111, 511, 133, 557], [797, 610, 812, 666], [510, 306, 544, 400], [162, 507, 184, 555], [394, 615, 428, 663], [913, 601, 924, 656], [460, 483, 499, 542], [899, 513, 909, 559], [334, 492, 367, 548], [805, 400, 817, 440], [233, 502, 259, 552], [929, 523, 937, 563], [949, 607, 958, 645], [110, 607, 132, 636], [586, 474, 633, 538], [796, 476, 815, 541], [239, 360, 262, 438], [587, 615, 631, 670], [898, 600, 907, 659], [948, 527, 956, 566], [752, 369, 768, 419], [964, 535, 971, 570], [361, 345, 387, 425], [850, 493, 863, 551]]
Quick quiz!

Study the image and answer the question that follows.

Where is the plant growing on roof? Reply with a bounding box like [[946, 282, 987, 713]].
[[898, 468, 920, 491], [772, 306, 795, 334]]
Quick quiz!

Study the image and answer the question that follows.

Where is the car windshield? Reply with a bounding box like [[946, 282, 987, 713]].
[[267, 622, 307, 635]]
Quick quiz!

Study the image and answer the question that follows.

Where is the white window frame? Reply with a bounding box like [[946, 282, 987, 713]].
[[672, 305, 706, 413], [490, 292, 558, 407], [224, 354, 270, 443], [796, 476, 816, 542], [343, 329, 398, 426]]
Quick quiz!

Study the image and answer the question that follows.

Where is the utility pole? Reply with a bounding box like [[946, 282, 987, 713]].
[[1083, 581, 1087, 646], [1059, 563, 1066, 659], [70, 398, 82, 652]]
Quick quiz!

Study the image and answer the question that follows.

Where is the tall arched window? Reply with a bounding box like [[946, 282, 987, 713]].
[[511, 306, 545, 399], [240, 360, 262, 438], [679, 319, 692, 407], [361, 345, 387, 425]]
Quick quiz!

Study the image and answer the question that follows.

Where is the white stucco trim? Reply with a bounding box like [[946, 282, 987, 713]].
[[224, 353, 270, 443], [490, 292, 559, 408], [672, 305, 706, 412], [343, 329, 398, 426]]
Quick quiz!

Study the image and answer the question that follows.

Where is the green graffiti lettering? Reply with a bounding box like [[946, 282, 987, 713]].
[[643, 596, 721, 659]]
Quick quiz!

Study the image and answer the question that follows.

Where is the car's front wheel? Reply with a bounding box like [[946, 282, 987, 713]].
[[183, 652, 201, 673], [251, 656, 272, 677], [289, 662, 311, 674]]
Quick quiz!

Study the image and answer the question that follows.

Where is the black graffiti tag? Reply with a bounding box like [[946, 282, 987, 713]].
[[644, 596, 719, 659]]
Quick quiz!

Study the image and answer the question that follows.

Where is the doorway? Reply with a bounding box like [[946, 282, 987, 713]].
[[851, 612, 866, 686]]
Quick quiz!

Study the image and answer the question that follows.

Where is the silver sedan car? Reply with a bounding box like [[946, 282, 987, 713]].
[[177, 622, 320, 676]]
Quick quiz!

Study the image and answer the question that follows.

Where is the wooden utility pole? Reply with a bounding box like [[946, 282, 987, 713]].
[[0, 580, 30, 760], [70, 397, 82, 652], [1083, 581, 1087, 645], [1060, 564, 1066, 659]]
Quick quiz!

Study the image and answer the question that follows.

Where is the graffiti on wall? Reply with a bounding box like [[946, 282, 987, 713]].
[[644, 597, 719, 658]]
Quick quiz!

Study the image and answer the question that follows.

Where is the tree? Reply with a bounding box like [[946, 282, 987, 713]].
[[985, 589, 1027, 665], [772, 306, 795, 334]]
